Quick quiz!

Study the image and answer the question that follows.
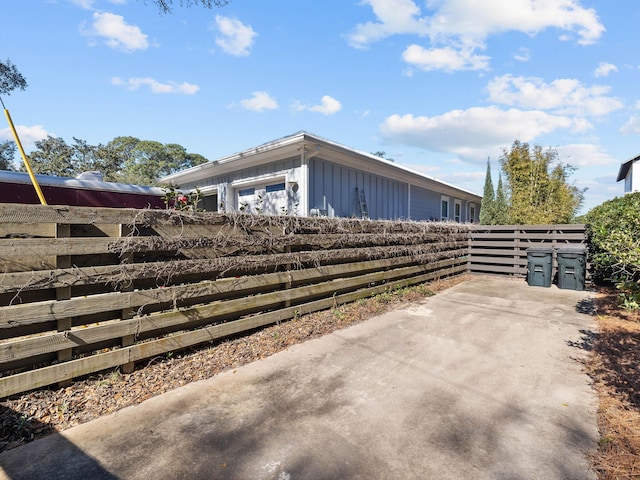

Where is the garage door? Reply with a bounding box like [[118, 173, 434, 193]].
[[237, 182, 288, 215]]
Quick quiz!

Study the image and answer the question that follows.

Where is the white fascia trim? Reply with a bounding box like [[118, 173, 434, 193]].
[[230, 173, 288, 189], [194, 185, 218, 195]]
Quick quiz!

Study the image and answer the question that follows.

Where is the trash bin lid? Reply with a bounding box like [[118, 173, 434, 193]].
[[556, 246, 586, 254], [526, 246, 553, 253]]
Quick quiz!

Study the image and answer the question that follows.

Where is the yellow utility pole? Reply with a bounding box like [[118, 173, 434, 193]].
[[1, 96, 47, 205]]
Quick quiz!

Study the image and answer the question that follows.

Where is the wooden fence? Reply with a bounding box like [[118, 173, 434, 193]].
[[0, 204, 470, 398], [468, 224, 587, 277]]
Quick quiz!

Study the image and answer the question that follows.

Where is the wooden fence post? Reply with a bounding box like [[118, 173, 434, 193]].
[[119, 224, 136, 374], [56, 222, 72, 388]]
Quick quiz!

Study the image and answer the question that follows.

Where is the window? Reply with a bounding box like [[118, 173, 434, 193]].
[[440, 196, 449, 220], [454, 200, 461, 222], [238, 187, 255, 197], [469, 203, 476, 223], [265, 182, 285, 193]]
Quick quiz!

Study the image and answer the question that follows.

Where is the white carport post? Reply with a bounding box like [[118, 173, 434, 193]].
[[300, 143, 320, 217]]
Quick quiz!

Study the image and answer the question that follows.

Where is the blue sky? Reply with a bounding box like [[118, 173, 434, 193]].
[[2, 0, 639, 213]]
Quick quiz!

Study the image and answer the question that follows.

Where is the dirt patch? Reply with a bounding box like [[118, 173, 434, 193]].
[[587, 285, 640, 479], [0, 275, 467, 453]]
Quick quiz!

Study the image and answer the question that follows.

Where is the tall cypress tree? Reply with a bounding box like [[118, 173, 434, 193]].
[[479, 158, 495, 225], [494, 174, 509, 224]]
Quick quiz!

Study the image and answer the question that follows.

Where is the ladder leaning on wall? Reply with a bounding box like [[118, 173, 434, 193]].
[[355, 187, 369, 219]]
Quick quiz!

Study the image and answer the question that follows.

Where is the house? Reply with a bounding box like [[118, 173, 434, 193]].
[[617, 154, 640, 194], [160, 131, 482, 222], [0, 170, 167, 209]]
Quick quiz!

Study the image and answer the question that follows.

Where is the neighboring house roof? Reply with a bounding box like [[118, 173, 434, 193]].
[[161, 131, 481, 201], [617, 154, 640, 182]]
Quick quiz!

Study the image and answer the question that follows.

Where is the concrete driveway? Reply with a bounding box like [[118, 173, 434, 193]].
[[0, 276, 599, 480]]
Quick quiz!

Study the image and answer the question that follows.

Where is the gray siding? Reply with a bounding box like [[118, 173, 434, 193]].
[[309, 158, 408, 219], [410, 186, 441, 221]]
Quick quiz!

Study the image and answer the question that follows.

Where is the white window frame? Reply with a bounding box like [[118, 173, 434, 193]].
[[440, 195, 449, 221], [469, 202, 476, 223], [454, 199, 461, 223]]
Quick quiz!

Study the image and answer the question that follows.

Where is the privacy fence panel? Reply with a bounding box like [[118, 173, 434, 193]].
[[468, 224, 587, 277], [0, 204, 470, 398]]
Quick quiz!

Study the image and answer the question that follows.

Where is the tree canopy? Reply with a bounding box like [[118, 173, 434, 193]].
[[0, 141, 16, 170], [479, 159, 495, 224], [20, 135, 209, 186], [493, 174, 509, 225], [0, 59, 27, 98], [586, 192, 640, 285], [147, 0, 229, 13], [500, 140, 584, 224], [371, 151, 395, 162], [480, 141, 584, 225]]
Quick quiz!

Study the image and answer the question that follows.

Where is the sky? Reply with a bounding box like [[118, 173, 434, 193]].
[[2, 0, 639, 213]]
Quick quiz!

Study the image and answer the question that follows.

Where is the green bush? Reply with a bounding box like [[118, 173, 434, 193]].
[[585, 192, 640, 285]]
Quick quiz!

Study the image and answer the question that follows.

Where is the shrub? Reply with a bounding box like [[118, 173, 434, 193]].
[[585, 193, 640, 307]]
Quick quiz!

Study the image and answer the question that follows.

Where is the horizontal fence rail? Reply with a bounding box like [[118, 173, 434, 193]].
[[468, 224, 587, 278], [0, 204, 470, 398]]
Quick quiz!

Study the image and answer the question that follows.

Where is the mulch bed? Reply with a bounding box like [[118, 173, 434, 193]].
[[587, 284, 640, 479], [0, 275, 466, 453]]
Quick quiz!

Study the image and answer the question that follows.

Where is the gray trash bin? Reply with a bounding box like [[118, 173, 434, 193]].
[[526, 247, 553, 287], [557, 246, 586, 291]]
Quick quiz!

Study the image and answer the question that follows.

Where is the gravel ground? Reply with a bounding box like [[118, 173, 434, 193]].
[[0, 276, 467, 453]]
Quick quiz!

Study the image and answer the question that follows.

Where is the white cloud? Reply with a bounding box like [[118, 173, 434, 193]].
[[111, 77, 199, 95], [290, 100, 306, 113], [380, 106, 591, 160], [401, 162, 442, 177], [239, 91, 278, 111], [308, 96, 342, 115], [69, 0, 96, 8], [348, 0, 604, 71], [402, 44, 490, 72], [0, 125, 51, 150], [555, 143, 616, 167], [443, 170, 487, 182], [214, 15, 257, 56], [513, 47, 531, 62], [595, 62, 618, 78], [347, 0, 429, 49], [86, 12, 148, 52], [69, 0, 125, 7], [423, 0, 604, 45], [620, 115, 640, 135], [486, 74, 623, 116], [292, 96, 342, 115]]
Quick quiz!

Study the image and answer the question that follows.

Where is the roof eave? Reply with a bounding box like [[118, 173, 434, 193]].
[[617, 154, 640, 182], [161, 131, 482, 201]]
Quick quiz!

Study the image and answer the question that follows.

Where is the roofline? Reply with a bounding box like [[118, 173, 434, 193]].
[[161, 131, 482, 200], [0, 170, 166, 195], [617, 154, 640, 182]]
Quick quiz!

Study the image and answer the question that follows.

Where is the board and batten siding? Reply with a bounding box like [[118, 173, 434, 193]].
[[309, 158, 409, 219], [409, 185, 441, 221]]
